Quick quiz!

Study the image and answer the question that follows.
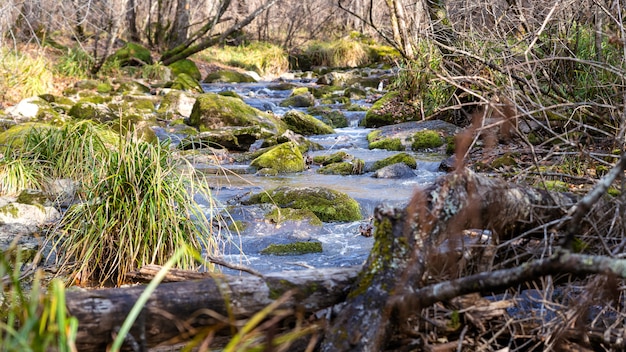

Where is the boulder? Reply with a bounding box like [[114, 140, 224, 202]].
[[372, 163, 416, 179], [203, 70, 257, 83], [250, 141, 304, 173], [362, 91, 418, 127], [167, 59, 202, 81], [245, 186, 362, 222], [279, 92, 316, 108], [157, 90, 197, 119], [371, 153, 417, 171], [188, 93, 285, 134], [282, 110, 334, 136]]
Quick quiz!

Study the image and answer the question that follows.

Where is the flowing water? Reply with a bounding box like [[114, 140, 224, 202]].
[[188, 75, 446, 275]]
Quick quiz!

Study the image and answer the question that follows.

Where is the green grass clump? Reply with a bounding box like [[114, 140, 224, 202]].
[[302, 39, 370, 68], [54, 47, 93, 79], [0, 121, 223, 286], [56, 136, 219, 286], [0, 49, 54, 104]]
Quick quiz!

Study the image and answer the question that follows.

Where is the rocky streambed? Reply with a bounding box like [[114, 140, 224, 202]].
[[0, 66, 462, 276]]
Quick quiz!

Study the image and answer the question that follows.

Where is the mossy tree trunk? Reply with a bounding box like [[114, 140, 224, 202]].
[[320, 169, 580, 351]]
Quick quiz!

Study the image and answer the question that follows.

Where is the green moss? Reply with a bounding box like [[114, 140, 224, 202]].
[[367, 130, 381, 142], [16, 189, 49, 207], [227, 220, 247, 232], [348, 217, 396, 298], [317, 159, 364, 175], [189, 93, 285, 133], [372, 153, 416, 170], [218, 90, 242, 99], [266, 207, 323, 226], [250, 141, 304, 173], [168, 73, 203, 93], [313, 151, 350, 165], [318, 110, 348, 128], [68, 101, 115, 122], [96, 83, 113, 93], [445, 135, 456, 154], [108, 42, 153, 66], [203, 70, 256, 83], [369, 137, 404, 151], [247, 186, 361, 222], [362, 91, 418, 127], [116, 80, 151, 95], [292, 87, 310, 96], [411, 130, 443, 150], [344, 87, 367, 99], [167, 59, 201, 81], [491, 153, 518, 169], [0, 203, 19, 218], [282, 110, 334, 135], [279, 93, 315, 108], [607, 187, 621, 197], [260, 241, 323, 255], [539, 180, 569, 192]]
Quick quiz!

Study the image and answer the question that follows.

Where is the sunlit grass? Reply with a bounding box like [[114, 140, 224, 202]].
[[199, 41, 289, 76], [0, 49, 54, 104], [0, 246, 77, 351]]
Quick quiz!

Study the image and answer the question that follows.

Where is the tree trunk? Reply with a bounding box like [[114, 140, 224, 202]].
[[319, 168, 578, 351], [169, 0, 190, 49], [161, 0, 277, 65], [66, 267, 358, 351]]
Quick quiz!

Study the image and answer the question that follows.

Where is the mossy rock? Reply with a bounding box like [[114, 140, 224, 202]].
[[312, 151, 350, 165], [218, 90, 242, 99], [292, 87, 310, 95], [266, 207, 323, 227], [372, 153, 417, 171], [246, 186, 362, 222], [250, 141, 304, 173], [17, 189, 52, 207], [310, 85, 343, 99], [491, 153, 518, 169], [108, 42, 153, 66], [344, 86, 367, 99], [68, 101, 116, 122], [188, 93, 286, 133], [96, 82, 113, 94], [260, 241, 323, 255], [282, 110, 334, 136], [116, 80, 151, 95], [203, 70, 257, 83], [411, 129, 443, 150], [369, 137, 404, 151], [279, 92, 316, 108], [73, 79, 100, 90], [362, 91, 418, 128], [167, 73, 203, 93], [317, 159, 365, 175], [167, 59, 202, 81], [316, 110, 348, 128], [157, 91, 196, 119]]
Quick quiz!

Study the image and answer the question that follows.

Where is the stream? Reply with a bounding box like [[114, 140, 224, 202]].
[[188, 74, 446, 275]]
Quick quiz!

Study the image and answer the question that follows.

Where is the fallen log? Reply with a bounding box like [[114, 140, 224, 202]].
[[66, 266, 359, 351], [65, 166, 623, 351]]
